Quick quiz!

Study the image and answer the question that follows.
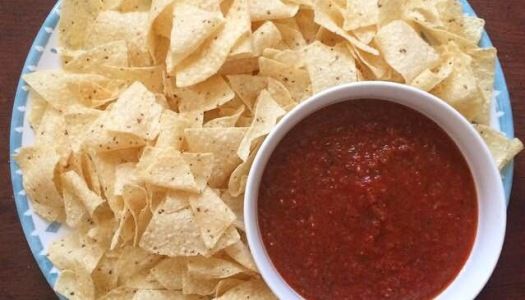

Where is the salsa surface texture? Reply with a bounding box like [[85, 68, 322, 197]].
[[258, 100, 478, 300]]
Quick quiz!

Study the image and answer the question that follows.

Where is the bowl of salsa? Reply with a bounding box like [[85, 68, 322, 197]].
[[245, 82, 506, 300]]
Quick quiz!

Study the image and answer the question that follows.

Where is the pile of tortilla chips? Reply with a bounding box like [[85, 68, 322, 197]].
[[16, 0, 522, 299]]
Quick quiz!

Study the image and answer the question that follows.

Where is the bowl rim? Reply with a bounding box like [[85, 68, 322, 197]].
[[244, 81, 507, 300]]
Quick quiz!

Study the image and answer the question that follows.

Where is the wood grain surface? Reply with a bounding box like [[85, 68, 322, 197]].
[[0, 1, 523, 299]]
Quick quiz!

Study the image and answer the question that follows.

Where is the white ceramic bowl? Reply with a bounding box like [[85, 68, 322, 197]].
[[245, 81, 506, 300]]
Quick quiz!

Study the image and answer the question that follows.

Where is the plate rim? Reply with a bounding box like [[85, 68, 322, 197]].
[[8, 0, 517, 292], [9, 1, 61, 289]]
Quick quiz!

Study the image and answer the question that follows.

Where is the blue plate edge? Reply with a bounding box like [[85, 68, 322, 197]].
[[9, 1, 61, 290]]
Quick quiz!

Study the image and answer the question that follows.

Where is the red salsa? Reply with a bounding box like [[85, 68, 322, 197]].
[[258, 100, 477, 300]]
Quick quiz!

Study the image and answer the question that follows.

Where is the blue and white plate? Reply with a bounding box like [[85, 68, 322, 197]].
[[9, 0, 517, 292]]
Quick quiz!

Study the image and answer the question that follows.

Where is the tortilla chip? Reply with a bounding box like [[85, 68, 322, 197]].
[[215, 279, 246, 297], [411, 57, 454, 92], [175, 0, 250, 87], [252, 21, 283, 56], [409, 15, 476, 49], [188, 187, 236, 248], [475, 125, 523, 170], [179, 111, 205, 128], [208, 225, 241, 255], [15, 146, 63, 212], [27, 92, 48, 130], [122, 184, 151, 245], [229, 142, 258, 197], [433, 74, 482, 121], [262, 48, 304, 69], [91, 253, 120, 297], [220, 191, 245, 231], [225, 241, 258, 272], [140, 208, 209, 256], [86, 166, 104, 205], [377, 0, 404, 26], [149, 37, 171, 68], [105, 82, 163, 140], [288, 0, 313, 5], [64, 40, 129, 73], [462, 16, 485, 45], [114, 163, 141, 196], [469, 47, 496, 125], [191, 0, 223, 11], [150, 257, 186, 290], [89, 149, 141, 209], [229, 36, 254, 60], [118, 0, 152, 11], [352, 25, 376, 45], [48, 233, 105, 273], [62, 170, 106, 217], [228, 28, 254, 60], [124, 270, 163, 289], [215, 278, 276, 300], [166, 3, 225, 73], [188, 256, 245, 279], [185, 127, 247, 187], [215, 96, 247, 111], [148, 0, 175, 39], [62, 182, 89, 229], [204, 105, 245, 128], [235, 111, 256, 126], [219, 57, 260, 75], [343, 0, 379, 30], [81, 82, 126, 108], [348, 43, 391, 80], [175, 75, 235, 112], [315, 27, 344, 46], [295, 9, 320, 43], [98, 286, 138, 300], [227, 75, 268, 111], [163, 191, 190, 213], [133, 290, 195, 300], [58, 0, 103, 50], [238, 90, 285, 161], [258, 57, 311, 102], [182, 272, 219, 296], [156, 110, 191, 149], [33, 106, 71, 165], [29, 202, 65, 223], [99, 65, 165, 93], [182, 153, 216, 192], [23, 71, 119, 109], [266, 77, 296, 110], [303, 41, 357, 93], [137, 147, 199, 192], [249, 0, 299, 21], [110, 209, 135, 249], [55, 264, 95, 300], [87, 10, 151, 66], [87, 216, 116, 246], [114, 246, 162, 285], [375, 20, 440, 82], [63, 106, 102, 152], [432, 44, 482, 121], [83, 116, 147, 153], [274, 20, 306, 50], [313, 0, 379, 55]]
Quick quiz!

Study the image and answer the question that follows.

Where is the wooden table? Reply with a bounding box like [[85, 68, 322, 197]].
[[0, 1, 523, 299]]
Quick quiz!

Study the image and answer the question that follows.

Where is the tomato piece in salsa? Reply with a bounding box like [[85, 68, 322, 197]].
[[258, 100, 478, 300]]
